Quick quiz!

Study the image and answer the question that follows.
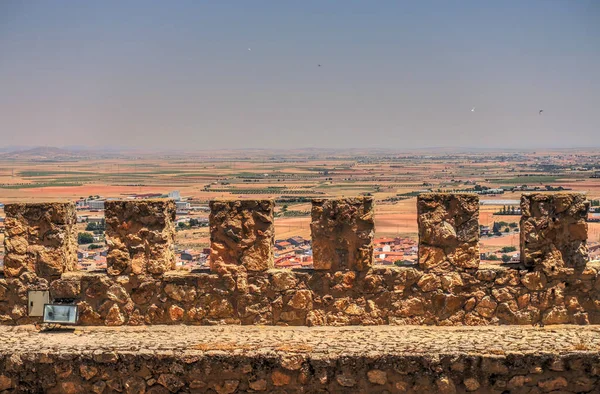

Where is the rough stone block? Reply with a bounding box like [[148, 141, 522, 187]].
[[3, 202, 77, 278], [520, 193, 589, 274], [105, 200, 176, 276], [311, 197, 374, 271], [209, 199, 275, 272], [417, 193, 479, 272]]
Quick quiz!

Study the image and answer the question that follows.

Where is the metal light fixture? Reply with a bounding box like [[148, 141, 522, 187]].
[[42, 304, 79, 325]]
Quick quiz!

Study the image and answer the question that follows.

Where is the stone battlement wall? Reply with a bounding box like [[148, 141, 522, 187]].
[[1, 193, 596, 327]]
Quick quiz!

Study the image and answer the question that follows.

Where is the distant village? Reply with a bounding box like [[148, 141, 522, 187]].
[[68, 193, 600, 271], [67, 191, 423, 271], [73, 233, 419, 272], [273, 236, 419, 269]]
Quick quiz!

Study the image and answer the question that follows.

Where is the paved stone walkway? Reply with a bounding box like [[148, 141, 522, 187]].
[[1, 325, 599, 358]]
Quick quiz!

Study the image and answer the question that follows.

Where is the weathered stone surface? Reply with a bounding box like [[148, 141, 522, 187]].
[[105, 200, 176, 276], [417, 273, 441, 292], [475, 296, 497, 318], [131, 281, 158, 305], [521, 193, 589, 274], [164, 283, 196, 302], [542, 306, 569, 325], [107, 284, 130, 304], [3, 202, 77, 278], [214, 379, 239, 394], [311, 197, 374, 271], [367, 369, 387, 385], [50, 279, 81, 299], [1, 324, 600, 392], [521, 271, 547, 290], [92, 381, 106, 393], [507, 375, 530, 389], [0, 375, 13, 391], [209, 199, 275, 272], [335, 373, 357, 387], [436, 376, 457, 394], [105, 304, 125, 326], [271, 370, 291, 386], [157, 373, 184, 392], [124, 376, 146, 394], [249, 379, 267, 391], [168, 305, 184, 322], [79, 365, 98, 380], [463, 377, 480, 391], [417, 193, 479, 272], [288, 290, 313, 310], [538, 376, 568, 391]]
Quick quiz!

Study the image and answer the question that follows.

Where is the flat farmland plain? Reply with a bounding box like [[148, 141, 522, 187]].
[[1, 148, 599, 257]]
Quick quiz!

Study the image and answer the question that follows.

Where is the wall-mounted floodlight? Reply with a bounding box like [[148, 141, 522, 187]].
[[42, 304, 78, 325]]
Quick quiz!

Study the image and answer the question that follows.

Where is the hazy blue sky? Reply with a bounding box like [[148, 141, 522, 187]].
[[0, 1, 598, 150]]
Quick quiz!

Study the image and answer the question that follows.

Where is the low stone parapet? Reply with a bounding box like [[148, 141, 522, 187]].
[[1, 262, 591, 326], [0, 325, 597, 393]]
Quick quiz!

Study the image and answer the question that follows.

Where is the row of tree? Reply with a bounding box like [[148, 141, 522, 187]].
[[177, 218, 208, 229], [78, 232, 95, 244], [487, 254, 513, 263], [85, 220, 106, 234], [495, 206, 519, 215]]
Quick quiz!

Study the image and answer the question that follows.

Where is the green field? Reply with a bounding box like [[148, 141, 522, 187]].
[[496, 176, 559, 184]]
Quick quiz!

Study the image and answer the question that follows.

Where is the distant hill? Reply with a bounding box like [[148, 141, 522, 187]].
[[0, 147, 92, 161]]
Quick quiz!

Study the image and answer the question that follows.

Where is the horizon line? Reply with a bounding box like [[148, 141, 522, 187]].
[[1, 145, 600, 154]]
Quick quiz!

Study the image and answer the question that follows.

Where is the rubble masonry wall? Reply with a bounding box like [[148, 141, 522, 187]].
[[1, 194, 596, 327]]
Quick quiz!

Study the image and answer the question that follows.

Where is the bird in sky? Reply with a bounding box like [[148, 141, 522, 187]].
[[471, 107, 475, 112], [248, 48, 251, 51], [539, 109, 544, 115]]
